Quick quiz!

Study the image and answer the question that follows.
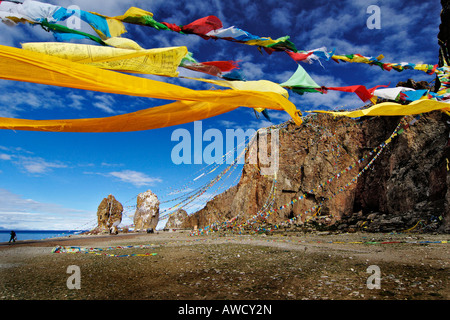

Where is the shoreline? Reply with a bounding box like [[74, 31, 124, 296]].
[[0, 231, 160, 248]]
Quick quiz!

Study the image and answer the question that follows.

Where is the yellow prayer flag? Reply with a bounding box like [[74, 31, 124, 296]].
[[22, 42, 187, 77], [0, 44, 302, 132], [370, 96, 378, 104], [104, 18, 128, 38], [0, 101, 238, 133], [103, 37, 145, 50], [107, 7, 154, 21], [312, 99, 450, 118], [183, 77, 290, 98], [245, 38, 280, 47]]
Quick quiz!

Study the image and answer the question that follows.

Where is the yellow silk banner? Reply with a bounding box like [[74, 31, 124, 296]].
[[21, 42, 187, 77], [312, 99, 450, 117], [0, 45, 302, 132], [181, 77, 290, 97], [0, 101, 238, 132]]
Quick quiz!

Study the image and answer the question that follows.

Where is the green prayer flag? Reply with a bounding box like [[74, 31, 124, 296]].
[[280, 64, 321, 90], [41, 20, 106, 45]]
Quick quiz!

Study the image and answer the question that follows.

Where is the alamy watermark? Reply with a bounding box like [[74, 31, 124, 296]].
[[66, 265, 81, 290], [366, 5, 381, 29], [366, 265, 381, 289], [65, 5, 82, 30], [171, 121, 279, 176]]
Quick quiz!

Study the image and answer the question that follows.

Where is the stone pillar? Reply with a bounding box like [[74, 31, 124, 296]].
[[96, 194, 123, 233], [134, 190, 160, 231]]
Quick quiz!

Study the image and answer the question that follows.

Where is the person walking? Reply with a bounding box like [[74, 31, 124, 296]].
[[9, 230, 16, 243]]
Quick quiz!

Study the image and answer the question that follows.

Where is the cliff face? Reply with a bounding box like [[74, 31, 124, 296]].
[[187, 110, 449, 233], [184, 2, 450, 233], [349, 111, 449, 233], [186, 113, 368, 229], [183, 184, 238, 229]]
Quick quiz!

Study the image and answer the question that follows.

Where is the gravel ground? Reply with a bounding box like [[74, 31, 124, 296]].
[[0, 231, 448, 301]]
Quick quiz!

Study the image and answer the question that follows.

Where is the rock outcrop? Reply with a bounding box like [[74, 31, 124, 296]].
[[181, 1, 450, 234], [95, 194, 123, 233], [134, 190, 160, 231], [164, 208, 188, 230], [343, 111, 449, 233], [187, 109, 449, 233], [183, 185, 238, 230], [188, 116, 366, 229]]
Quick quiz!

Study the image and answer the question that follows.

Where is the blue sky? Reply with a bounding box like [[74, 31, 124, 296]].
[[0, 0, 441, 230]]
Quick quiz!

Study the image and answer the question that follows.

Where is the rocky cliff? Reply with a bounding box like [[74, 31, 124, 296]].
[[185, 110, 449, 234], [342, 110, 449, 233], [179, 1, 450, 234]]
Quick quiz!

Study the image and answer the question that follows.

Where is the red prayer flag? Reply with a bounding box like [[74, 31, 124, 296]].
[[161, 22, 182, 33], [199, 61, 240, 72], [325, 85, 372, 101], [286, 51, 314, 62], [182, 64, 222, 77], [181, 15, 223, 36]]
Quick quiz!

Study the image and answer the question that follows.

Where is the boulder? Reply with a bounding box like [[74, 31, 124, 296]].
[[165, 208, 188, 230], [134, 190, 160, 231], [95, 194, 123, 233]]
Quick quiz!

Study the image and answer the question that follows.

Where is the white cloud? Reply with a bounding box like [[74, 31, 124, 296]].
[[92, 94, 119, 114], [101, 162, 124, 167], [211, 0, 227, 25], [0, 189, 72, 214], [0, 81, 92, 117], [273, 70, 297, 84], [67, 93, 85, 110], [93, 102, 116, 114], [241, 61, 266, 80], [0, 154, 12, 161], [308, 73, 344, 87], [109, 170, 162, 187], [271, 7, 293, 30], [0, 147, 68, 175], [217, 120, 239, 128], [0, 188, 93, 230], [16, 156, 68, 174]]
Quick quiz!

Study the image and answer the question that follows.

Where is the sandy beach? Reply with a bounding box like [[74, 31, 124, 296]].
[[0, 230, 448, 301]]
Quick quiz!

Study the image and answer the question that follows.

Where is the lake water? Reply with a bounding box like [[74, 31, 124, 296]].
[[0, 230, 86, 243]]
